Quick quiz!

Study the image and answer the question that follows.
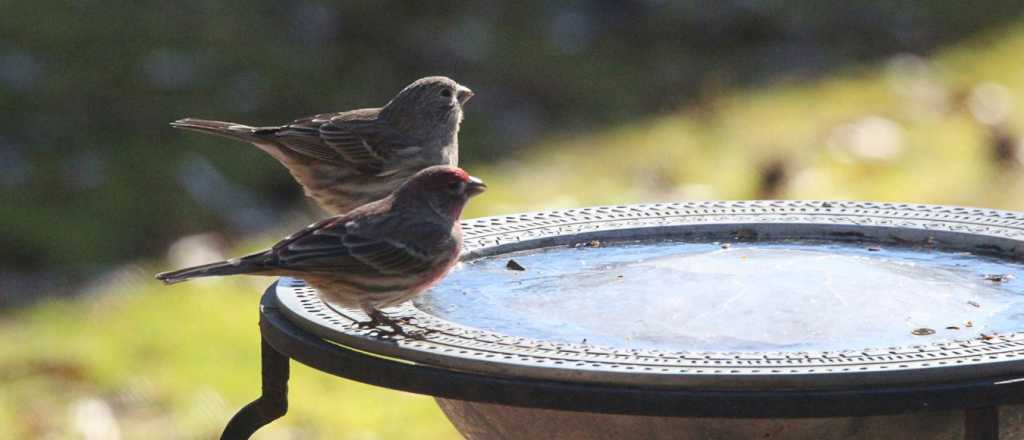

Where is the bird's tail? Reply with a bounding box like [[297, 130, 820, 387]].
[[170, 118, 267, 143], [156, 252, 272, 284]]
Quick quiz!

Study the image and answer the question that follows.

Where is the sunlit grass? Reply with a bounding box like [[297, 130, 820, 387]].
[[7, 21, 1024, 440], [0, 276, 459, 439], [467, 23, 1024, 217]]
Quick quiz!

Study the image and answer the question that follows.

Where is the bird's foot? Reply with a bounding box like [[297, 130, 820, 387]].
[[355, 319, 382, 330], [356, 308, 393, 329], [370, 324, 433, 341], [357, 310, 431, 340], [390, 315, 417, 325]]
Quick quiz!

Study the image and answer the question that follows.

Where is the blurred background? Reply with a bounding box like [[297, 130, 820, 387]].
[[4, 1, 1024, 438]]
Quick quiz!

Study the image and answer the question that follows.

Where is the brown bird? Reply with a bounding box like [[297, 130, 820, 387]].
[[156, 165, 486, 337], [171, 76, 474, 215]]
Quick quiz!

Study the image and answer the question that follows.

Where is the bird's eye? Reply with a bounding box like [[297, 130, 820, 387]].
[[447, 181, 463, 192], [440, 89, 452, 98]]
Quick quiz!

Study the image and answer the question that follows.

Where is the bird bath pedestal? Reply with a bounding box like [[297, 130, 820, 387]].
[[223, 201, 1024, 439]]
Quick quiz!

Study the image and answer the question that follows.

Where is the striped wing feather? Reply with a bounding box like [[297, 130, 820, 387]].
[[270, 218, 438, 276], [261, 111, 421, 175]]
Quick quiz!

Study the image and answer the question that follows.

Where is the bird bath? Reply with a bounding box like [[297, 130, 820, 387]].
[[239, 201, 1024, 439], [420, 241, 1024, 354]]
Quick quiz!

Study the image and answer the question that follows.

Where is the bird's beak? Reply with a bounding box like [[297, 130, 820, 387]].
[[456, 86, 474, 105], [464, 176, 487, 197]]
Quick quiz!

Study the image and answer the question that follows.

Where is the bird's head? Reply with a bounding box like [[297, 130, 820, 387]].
[[383, 76, 473, 137], [394, 165, 486, 221]]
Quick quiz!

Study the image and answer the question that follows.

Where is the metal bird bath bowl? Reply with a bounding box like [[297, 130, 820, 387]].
[[226, 201, 1024, 439]]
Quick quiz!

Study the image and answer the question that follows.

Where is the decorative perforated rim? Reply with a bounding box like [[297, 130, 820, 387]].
[[275, 200, 1024, 390]]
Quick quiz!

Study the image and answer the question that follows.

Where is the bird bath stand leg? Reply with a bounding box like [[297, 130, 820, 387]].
[[964, 406, 998, 440], [221, 336, 290, 440]]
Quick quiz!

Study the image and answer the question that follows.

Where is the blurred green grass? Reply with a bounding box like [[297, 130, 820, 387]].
[[5, 22, 1024, 440], [468, 24, 1024, 217], [0, 277, 459, 439]]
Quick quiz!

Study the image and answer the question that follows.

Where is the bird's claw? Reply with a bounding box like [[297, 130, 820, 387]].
[[355, 312, 432, 340], [390, 316, 417, 325], [370, 325, 433, 341], [355, 319, 382, 330]]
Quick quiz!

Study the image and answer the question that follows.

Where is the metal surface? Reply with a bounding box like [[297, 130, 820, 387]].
[[225, 285, 1012, 439], [258, 285, 1024, 417], [274, 201, 1024, 390], [220, 338, 288, 440]]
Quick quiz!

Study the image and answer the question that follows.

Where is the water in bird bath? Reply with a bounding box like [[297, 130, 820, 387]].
[[416, 240, 1024, 352]]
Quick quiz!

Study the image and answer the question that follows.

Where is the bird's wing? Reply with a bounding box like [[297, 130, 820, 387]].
[[319, 116, 423, 175], [269, 215, 442, 276], [258, 112, 346, 163], [260, 110, 421, 175]]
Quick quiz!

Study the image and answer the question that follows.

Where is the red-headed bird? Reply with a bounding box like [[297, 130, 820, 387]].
[[156, 166, 486, 337], [171, 76, 473, 215]]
